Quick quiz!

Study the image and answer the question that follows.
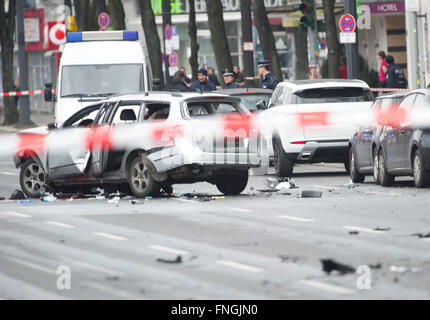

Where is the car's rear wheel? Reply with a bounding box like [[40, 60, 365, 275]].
[[373, 150, 380, 185], [215, 171, 249, 196], [20, 158, 46, 198], [127, 154, 160, 197], [378, 149, 394, 187], [349, 148, 365, 183], [273, 136, 293, 177], [413, 149, 430, 188]]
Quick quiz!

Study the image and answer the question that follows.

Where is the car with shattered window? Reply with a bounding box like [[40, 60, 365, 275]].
[[14, 92, 265, 198], [216, 88, 273, 113]]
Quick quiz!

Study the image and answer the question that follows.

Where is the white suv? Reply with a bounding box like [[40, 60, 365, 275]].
[[258, 79, 374, 177]]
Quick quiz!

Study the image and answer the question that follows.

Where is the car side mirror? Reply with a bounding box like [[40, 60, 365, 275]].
[[47, 122, 57, 131], [44, 82, 53, 102], [256, 100, 267, 110]]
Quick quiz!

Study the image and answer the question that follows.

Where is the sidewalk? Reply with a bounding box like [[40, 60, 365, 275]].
[[0, 112, 54, 133]]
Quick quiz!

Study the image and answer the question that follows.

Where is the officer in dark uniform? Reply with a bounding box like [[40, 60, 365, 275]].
[[222, 68, 241, 89], [257, 60, 279, 90], [190, 68, 217, 92]]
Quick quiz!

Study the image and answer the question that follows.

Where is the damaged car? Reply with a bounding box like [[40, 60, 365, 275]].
[[14, 92, 265, 198]]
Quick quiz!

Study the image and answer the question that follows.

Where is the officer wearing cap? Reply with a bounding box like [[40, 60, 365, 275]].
[[190, 68, 217, 92], [222, 68, 241, 89], [257, 60, 279, 90]]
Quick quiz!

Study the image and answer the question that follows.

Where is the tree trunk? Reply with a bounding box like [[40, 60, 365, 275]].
[[322, 0, 340, 78], [0, 0, 18, 125], [74, 0, 98, 31], [252, 0, 283, 82], [188, 0, 199, 80], [205, 0, 232, 86], [108, 0, 126, 30], [293, 27, 309, 80], [138, 0, 164, 87]]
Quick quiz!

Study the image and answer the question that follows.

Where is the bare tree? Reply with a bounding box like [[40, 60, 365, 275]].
[[188, 0, 199, 80], [322, 0, 340, 78], [294, 27, 309, 80], [0, 0, 18, 125], [205, 0, 232, 85], [138, 0, 164, 87], [108, 0, 126, 30], [252, 0, 283, 82], [74, 0, 98, 31]]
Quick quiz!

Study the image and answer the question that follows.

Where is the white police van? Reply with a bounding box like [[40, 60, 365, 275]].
[[44, 30, 152, 125]]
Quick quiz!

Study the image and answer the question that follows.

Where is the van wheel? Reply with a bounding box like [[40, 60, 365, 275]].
[[378, 149, 394, 187], [127, 154, 160, 197], [20, 158, 46, 198], [216, 171, 248, 196], [413, 149, 430, 188], [349, 148, 365, 183], [273, 136, 293, 177]]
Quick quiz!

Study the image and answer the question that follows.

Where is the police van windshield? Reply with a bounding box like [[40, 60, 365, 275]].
[[61, 64, 143, 98], [294, 87, 374, 104]]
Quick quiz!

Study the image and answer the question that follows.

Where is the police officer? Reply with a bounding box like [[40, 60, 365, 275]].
[[190, 68, 217, 92], [257, 60, 279, 90], [222, 68, 241, 89]]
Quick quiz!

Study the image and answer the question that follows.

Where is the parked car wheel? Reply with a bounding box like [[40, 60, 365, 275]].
[[349, 148, 365, 183], [413, 149, 430, 188], [373, 151, 380, 185], [127, 154, 160, 198], [273, 136, 293, 177], [20, 158, 46, 198], [378, 149, 394, 187], [215, 171, 249, 195]]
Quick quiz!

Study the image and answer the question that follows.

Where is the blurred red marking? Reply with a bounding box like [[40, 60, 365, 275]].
[[222, 115, 255, 136], [291, 141, 305, 145], [297, 112, 330, 127], [85, 125, 113, 150], [17, 133, 47, 155], [152, 124, 184, 142], [375, 104, 410, 127]]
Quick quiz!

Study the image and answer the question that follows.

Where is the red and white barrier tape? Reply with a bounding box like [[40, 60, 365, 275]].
[[370, 88, 409, 92], [0, 88, 56, 97]]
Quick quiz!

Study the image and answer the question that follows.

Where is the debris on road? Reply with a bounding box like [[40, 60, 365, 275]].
[[348, 230, 359, 235], [10, 189, 26, 200], [321, 259, 355, 275], [390, 265, 407, 274], [369, 263, 382, 269], [374, 227, 391, 231], [301, 190, 322, 198], [108, 196, 120, 204], [105, 276, 120, 281], [344, 179, 356, 189], [41, 194, 57, 202], [17, 199, 36, 204], [411, 232, 430, 238], [278, 255, 302, 263], [156, 255, 182, 264], [131, 200, 144, 205]]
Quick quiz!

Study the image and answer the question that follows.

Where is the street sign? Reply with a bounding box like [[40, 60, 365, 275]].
[[340, 32, 356, 44], [405, 0, 419, 12], [98, 12, 110, 28], [164, 24, 172, 40], [169, 52, 178, 67], [49, 23, 66, 46], [243, 42, 254, 52], [339, 14, 356, 33]]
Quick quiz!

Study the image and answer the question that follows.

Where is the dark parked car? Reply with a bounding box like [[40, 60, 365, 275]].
[[217, 88, 273, 113], [351, 89, 430, 188], [349, 92, 406, 184]]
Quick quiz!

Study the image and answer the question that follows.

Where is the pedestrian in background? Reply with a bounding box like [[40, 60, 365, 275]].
[[179, 67, 192, 84], [385, 55, 407, 89], [222, 69, 240, 89], [207, 67, 220, 87], [169, 71, 191, 92], [233, 65, 245, 86], [309, 64, 317, 80], [378, 51, 388, 88], [339, 56, 347, 79], [190, 68, 217, 92], [257, 60, 279, 90]]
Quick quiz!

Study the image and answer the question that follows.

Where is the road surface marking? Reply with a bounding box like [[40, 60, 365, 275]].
[[3, 256, 53, 274], [59, 257, 125, 277], [229, 208, 252, 213], [173, 198, 195, 203], [216, 260, 264, 273], [93, 232, 127, 241], [148, 245, 189, 255], [343, 226, 387, 234], [277, 215, 314, 223], [301, 279, 356, 295], [3, 211, 31, 218], [45, 221, 75, 229], [0, 172, 16, 176], [83, 282, 143, 300], [366, 191, 400, 197]]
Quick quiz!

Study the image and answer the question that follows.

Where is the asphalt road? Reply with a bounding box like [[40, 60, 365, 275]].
[[1, 153, 430, 300]]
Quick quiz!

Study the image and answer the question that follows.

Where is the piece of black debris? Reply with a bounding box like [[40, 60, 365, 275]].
[[9, 189, 27, 200], [301, 190, 322, 198], [0, 196, 5, 201], [278, 255, 301, 263], [349, 230, 359, 235], [411, 232, 430, 238], [374, 227, 391, 231], [105, 276, 120, 281], [321, 259, 355, 275], [369, 263, 382, 269], [131, 200, 144, 205], [156, 255, 182, 264]]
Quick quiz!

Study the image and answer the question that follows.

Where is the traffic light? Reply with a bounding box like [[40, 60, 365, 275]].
[[299, 0, 315, 29]]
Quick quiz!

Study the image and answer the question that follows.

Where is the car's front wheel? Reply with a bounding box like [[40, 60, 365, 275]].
[[127, 154, 160, 197], [215, 171, 249, 195], [20, 158, 46, 198], [349, 148, 365, 183], [273, 136, 293, 177], [378, 149, 394, 187], [373, 150, 380, 185], [413, 149, 430, 188]]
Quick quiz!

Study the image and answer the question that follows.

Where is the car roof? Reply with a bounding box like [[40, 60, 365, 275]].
[[217, 88, 273, 95], [279, 79, 370, 92], [103, 91, 238, 102]]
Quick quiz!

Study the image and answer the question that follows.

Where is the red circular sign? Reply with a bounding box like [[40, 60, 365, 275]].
[[165, 24, 172, 40], [49, 24, 66, 46], [169, 52, 178, 67], [98, 12, 110, 28], [339, 14, 356, 33]]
